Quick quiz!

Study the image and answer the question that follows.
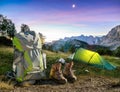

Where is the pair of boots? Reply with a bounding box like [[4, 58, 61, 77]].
[[50, 61, 77, 84]]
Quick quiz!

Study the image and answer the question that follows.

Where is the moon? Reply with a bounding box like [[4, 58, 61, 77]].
[[72, 4, 75, 8]]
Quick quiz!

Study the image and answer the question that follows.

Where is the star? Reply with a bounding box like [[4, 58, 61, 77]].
[[72, 4, 75, 8]]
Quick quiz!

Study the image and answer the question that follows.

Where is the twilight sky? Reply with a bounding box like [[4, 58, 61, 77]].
[[0, 0, 120, 42]]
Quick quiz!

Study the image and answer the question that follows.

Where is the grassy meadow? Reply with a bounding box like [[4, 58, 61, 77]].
[[0, 46, 120, 90], [0, 46, 120, 77]]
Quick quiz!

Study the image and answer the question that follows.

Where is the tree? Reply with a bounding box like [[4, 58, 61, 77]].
[[96, 48, 113, 55], [0, 14, 16, 38], [115, 46, 120, 57]]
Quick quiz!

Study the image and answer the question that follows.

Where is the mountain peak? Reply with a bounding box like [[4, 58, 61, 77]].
[[99, 25, 120, 50], [106, 25, 120, 38]]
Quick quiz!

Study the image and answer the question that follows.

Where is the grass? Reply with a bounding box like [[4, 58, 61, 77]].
[[0, 46, 120, 90], [44, 50, 120, 78], [73, 55, 120, 78], [0, 46, 13, 75], [103, 55, 120, 67], [0, 46, 14, 90], [0, 81, 13, 90], [0, 46, 120, 78]]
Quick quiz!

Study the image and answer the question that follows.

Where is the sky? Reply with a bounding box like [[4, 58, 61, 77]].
[[0, 0, 120, 42]]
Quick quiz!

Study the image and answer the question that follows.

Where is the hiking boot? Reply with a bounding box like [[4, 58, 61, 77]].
[[50, 63, 67, 84], [63, 61, 77, 82]]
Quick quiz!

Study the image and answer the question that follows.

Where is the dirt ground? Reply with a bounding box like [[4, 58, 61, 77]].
[[1, 75, 120, 92]]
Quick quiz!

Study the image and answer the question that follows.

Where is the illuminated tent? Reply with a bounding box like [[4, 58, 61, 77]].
[[73, 48, 116, 70]]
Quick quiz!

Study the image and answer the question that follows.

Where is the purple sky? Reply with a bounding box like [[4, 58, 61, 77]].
[[0, 0, 120, 42]]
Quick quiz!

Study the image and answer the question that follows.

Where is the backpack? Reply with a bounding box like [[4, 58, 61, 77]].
[[12, 30, 47, 82]]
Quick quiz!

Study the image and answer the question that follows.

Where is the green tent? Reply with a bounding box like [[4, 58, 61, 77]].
[[73, 48, 116, 70]]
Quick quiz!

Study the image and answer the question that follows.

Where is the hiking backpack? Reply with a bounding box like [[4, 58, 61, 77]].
[[12, 30, 47, 82]]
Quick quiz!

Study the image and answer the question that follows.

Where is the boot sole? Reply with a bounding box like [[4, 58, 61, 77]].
[[50, 78, 67, 84], [64, 75, 76, 83]]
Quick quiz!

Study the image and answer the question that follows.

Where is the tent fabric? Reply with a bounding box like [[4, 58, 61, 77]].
[[73, 48, 116, 70]]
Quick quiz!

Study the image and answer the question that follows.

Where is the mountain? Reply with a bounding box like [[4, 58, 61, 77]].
[[64, 35, 100, 45], [99, 25, 120, 50], [43, 39, 89, 52], [43, 25, 120, 52], [43, 38, 106, 52]]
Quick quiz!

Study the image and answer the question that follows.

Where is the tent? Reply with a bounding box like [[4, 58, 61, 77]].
[[73, 48, 116, 70]]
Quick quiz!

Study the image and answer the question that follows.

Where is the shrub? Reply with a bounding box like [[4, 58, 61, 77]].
[[0, 37, 12, 46]]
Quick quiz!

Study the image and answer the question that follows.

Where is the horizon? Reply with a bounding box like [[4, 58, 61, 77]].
[[0, 0, 120, 42]]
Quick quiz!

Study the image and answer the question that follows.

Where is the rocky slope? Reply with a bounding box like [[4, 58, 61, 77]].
[[99, 25, 120, 50]]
